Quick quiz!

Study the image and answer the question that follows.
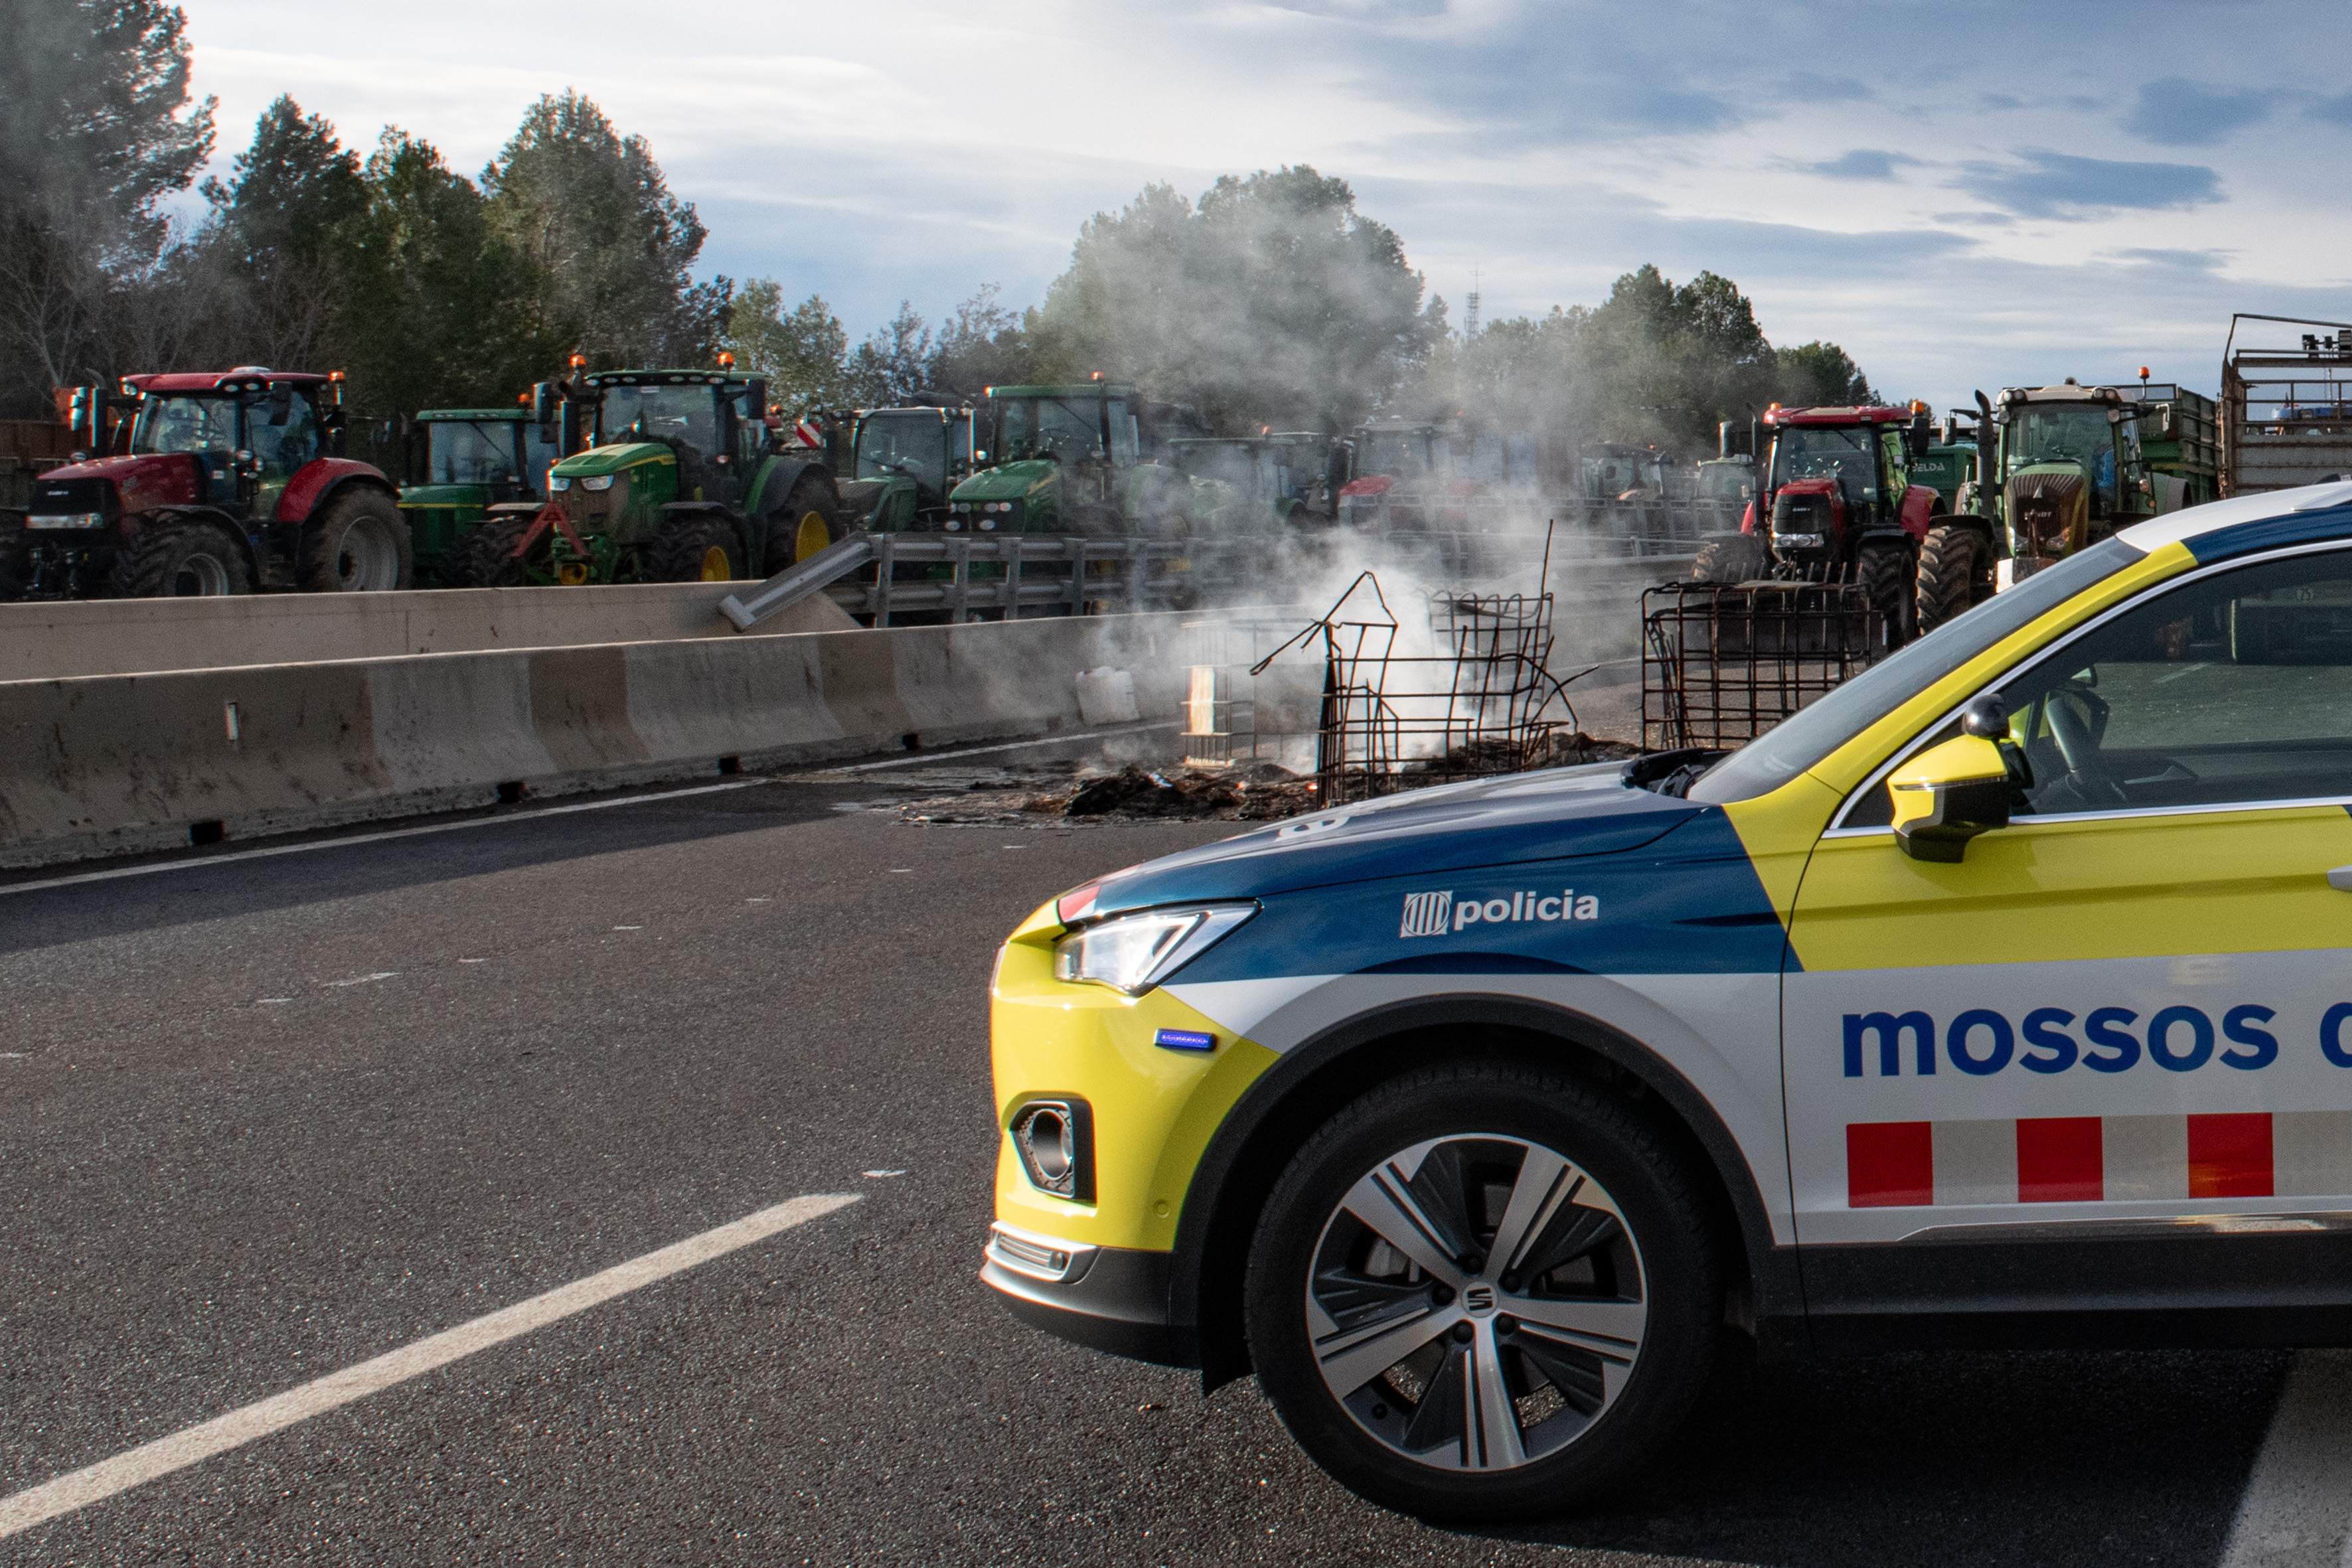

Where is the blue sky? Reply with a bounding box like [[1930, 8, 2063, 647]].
[[177, 0, 2352, 412]]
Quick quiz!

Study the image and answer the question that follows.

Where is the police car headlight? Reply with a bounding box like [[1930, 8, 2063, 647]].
[[579, 474, 616, 492], [1052, 903, 1257, 996]]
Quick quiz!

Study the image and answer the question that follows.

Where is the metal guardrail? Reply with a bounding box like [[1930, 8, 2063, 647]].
[[723, 526, 1704, 632]]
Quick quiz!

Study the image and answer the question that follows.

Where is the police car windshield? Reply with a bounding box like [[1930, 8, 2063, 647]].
[[1686, 536, 2145, 804]]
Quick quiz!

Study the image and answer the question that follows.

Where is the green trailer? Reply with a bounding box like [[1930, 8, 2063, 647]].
[[469, 362, 841, 587], [398, 406, 560, 586]]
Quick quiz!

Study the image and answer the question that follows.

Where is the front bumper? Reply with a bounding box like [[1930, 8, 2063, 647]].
[[980, 1223, 1185, 1364]]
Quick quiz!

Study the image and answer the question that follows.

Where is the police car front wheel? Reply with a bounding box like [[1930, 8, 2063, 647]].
[[1242, 1061, 1721, 1522]]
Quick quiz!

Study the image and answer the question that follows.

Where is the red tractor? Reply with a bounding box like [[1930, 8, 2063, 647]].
[[4, 367, 409, 599], [1691, 402, 1967, 642]]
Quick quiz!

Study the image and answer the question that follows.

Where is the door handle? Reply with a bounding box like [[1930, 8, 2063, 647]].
[[2329, 866, 2352, 892]]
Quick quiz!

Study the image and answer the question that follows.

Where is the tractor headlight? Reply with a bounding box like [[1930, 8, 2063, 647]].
[[1051, 903, 1256, 996], [548, 475, 573, 492], [580, 474, 616, 492]]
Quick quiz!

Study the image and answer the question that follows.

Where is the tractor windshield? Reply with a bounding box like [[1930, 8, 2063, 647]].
[[597, 384, 720, 455], [1768, 426, 1879, 500], [1694, 461, 1753, 503], [424, 420, 522, 485], [996, 397, 1104, 463], [1177, 442, 1257, 492], [856, 412, 948, 493], [131, 395, 238, 457], [1359, 431, 1435, 479], [2009, 405, 2116, 495]]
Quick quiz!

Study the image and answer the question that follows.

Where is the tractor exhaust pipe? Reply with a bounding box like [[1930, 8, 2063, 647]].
[[1973, 389, 1996, 499]]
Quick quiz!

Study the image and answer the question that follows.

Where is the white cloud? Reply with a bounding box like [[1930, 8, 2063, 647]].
[[175, 0, 2352, 412]]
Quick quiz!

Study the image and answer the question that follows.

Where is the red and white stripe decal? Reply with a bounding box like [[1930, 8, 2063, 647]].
[[1843, 1112, 2350, 1208], [792, 420, 823, 449]]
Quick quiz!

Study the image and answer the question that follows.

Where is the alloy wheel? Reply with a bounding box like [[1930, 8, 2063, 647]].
[[1305, 1133, 1647, 1472]]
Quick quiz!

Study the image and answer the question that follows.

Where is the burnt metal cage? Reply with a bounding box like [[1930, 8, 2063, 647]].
[[1640, 580, 1885, 751]]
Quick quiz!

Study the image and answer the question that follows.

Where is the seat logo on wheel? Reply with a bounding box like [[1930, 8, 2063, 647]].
[[1464, 1285, 1495, 1312]]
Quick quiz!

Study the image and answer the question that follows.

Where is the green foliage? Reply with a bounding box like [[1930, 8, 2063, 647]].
[[724, 281, 852, 410], [336, 131, 552, 428], [201, 96, 366, 270], [0, 0, 214, 412], [1033, 166, 1445, 434], [843, 301, 933, 408], [1428, 265, 1879, 453], [483, 90, 726, 367]]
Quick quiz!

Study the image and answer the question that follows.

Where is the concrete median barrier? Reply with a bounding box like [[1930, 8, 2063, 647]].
[[0, 582, 860, 682], [0, 611, 1201, 867]]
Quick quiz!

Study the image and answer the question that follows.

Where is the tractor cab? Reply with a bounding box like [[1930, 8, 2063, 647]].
[[1582, 443, 1670, 502], [842, 404, 975, 531], [398, 406, 561, 585], [1691, 455, 1755, 505], [1336, 419, 1448, 530], [947, 382, 1147, 534], [1751, 404, 1935, 574], [1166, 431, 1329, 530], [1991, 382, 2154, 573]]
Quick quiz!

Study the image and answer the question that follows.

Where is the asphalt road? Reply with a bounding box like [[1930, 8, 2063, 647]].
[[0, 755, 2302, 1565]]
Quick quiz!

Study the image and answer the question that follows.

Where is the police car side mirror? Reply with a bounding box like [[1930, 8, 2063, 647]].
[[1890, 734, 2013, 862]]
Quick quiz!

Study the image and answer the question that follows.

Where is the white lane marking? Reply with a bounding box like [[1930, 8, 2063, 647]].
[[0, 1191, 860, 1541], [2220, 1350, 2352, 1567], [321, 972, 397, 988], [0, 779, 775, 899], [819, 720, 1178, 773]]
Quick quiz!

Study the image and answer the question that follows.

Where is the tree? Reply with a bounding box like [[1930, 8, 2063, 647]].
[[723, 281, 850, 412], [483, 91, 723, 367], [0, 0, 214, 413], [194, 96, 367, 370], [1775, 341, 1876, 407], [1034, 166, 1443, 434], [337, 130, 552, 428], [927, 283, 1038, 396], [842, 302, 932, 408]]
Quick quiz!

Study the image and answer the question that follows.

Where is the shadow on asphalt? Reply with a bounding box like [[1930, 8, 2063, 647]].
[[0, 781, 898, 956], [1490, 1349, 2283, 1567]]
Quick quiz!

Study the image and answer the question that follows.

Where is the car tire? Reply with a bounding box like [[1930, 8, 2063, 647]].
[[1243, 1061, 1721, 1524], [1691, 534, 1765, 584], [1915, 522, 1990, 637], [652, 512, 747, 582], [302, 486, 412, 592], [117, 518, 254, 597]]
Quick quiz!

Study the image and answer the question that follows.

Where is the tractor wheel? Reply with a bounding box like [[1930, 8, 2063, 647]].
[[465, 517, 539, 588], [1690, 534, 1765, 584], [1914, 522, 1994, 637], [770, 474, 842, 571], [1854, 538, 1915, 648], [118, 518, 254, 597], [653, 512, 747, 583], [301, 486, 412, 592]]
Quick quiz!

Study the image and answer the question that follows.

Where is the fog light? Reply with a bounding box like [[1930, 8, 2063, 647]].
[[1010, 1097, 1093, 1202]]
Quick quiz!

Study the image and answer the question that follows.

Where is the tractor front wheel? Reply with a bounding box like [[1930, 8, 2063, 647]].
[[1914, 522, 1994, 637], [464, 518, 540, 588], [302, 487, 412, 592], [118, 519, 254, 597], [1691, 534, 1765, 584], [653, 513, 747, 583], [1854, 538, 1915, 648], [771, 474, 843, 570]]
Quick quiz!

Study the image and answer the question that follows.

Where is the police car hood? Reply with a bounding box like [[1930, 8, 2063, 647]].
[[1091, 762, 1699, 911]]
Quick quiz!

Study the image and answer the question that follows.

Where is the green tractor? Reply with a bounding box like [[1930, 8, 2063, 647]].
[[943, 382, 1186, 537], [1164, 431, 1332, 532], [838, 401, 975, 532], [398, 403, 561, 586], [469, 361, 841, 586], [1970, 380, 2186, 586]]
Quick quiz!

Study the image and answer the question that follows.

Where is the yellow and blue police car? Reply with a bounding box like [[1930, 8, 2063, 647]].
[[982, 483, 2352, 1520]]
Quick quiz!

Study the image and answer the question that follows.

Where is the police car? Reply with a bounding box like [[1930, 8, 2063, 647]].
[[982, 483, 2352, 1521]]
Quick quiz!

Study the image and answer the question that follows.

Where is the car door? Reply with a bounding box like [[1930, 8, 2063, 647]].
[[1780, 541, 2352, 1326]]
